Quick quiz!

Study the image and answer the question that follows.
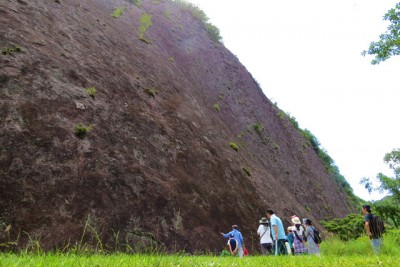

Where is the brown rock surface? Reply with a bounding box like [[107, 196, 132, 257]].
[[0, 0, 355, 252]]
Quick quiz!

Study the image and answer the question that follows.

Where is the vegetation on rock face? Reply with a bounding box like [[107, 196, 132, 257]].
[[205, 23, 222, 44], [172, 0, 222, 43], [252, 122, 263, 133], [112, 7, 126, 18], [74, 124, 93, 139], [1, 44, 23, 55], [213, 103, 220, 112], [127, 0, 141, 7], [138, 13, 153, 44], [229, 142, 239, 152], [85, 86, 96, 99], [362, 2, 400, 64], [242, 167, 251, 176], [143, 88, 158, 97]]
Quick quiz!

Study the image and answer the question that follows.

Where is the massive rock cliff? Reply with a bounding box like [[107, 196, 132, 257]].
[[1, 0, 355, 252]]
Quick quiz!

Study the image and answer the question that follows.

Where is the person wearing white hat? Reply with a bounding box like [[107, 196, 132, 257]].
[[290, 216, 307, 255], [257, 217, 273, 255]]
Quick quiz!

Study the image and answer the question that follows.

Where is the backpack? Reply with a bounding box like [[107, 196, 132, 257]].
[[368, 214, 385, 239], [311, 226, 322, 244]]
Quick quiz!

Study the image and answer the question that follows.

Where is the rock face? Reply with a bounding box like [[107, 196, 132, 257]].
[[0, 0, 355, 252]]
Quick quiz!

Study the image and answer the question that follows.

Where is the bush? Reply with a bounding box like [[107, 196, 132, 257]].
[[74, 124, 93, 139], [1, 44, 22, 55], [144, 88, 158, 98], [127, 0, 141, 7], [252, 122, 263, 133], [320, 214, 364, 241], [139, 13, 153, 44], [213, 103, 220, 112], [242, 167, 251, 177], [85, 87, 96, 99], [112, 7, 126, 18], [229, 142, 239, 152], [205, 23, 222, 43], [172, 0, 223, 44]]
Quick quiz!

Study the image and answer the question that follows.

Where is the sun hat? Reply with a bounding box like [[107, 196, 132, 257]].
[[259, 217, 268, 224], [291, 216, 301, 225]]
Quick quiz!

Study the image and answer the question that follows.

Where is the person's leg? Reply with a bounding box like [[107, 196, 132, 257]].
[[273, 240, 278, 255], [371, 238, 383, 254], [238, 246, 244, 258], [266, 243, 272, 255], [260, 243, 266, 255], [260, 244, 265, 255], [278, 239, 287, 255]]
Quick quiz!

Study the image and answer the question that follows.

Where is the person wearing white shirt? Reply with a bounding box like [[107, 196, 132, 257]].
[[257, 217, 273, 255]]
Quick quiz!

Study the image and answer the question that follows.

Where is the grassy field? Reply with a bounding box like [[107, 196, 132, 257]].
[[1, 233, 399, 266]]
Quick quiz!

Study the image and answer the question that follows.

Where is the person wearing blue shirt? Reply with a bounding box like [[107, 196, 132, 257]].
[[221, 224, 244, 257], [266, 209, 287, 255]]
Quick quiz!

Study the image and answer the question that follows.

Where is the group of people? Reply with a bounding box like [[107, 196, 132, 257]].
[[221, 205, 385, 257], [221, 209, 320, 257]]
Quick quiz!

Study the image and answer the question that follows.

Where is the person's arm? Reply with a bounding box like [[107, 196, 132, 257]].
[[364, 221, 372, 237], [233, 241, 238, 254], [273, 225, 278, 240], [221, 231, 231, 239], [364, 215, 373, 237], [304, 227, 310, 242], [228, 244, 233, 254]]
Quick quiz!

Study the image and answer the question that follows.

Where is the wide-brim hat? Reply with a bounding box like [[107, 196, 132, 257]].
[[291, 216, 301, 225], [259, 217, 268, 224]]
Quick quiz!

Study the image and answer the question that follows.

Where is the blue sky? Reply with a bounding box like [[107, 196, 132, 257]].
[[190, 0, 400, 200]]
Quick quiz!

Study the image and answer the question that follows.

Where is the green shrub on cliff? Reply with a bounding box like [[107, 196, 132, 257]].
[[172, 0, 222, 43], [112, 7, 126, 18], [1, 44, 23, 55], [139, 13, 153, 44], [127, 0, 141, 7], [229, 142, 239, 152], [74, 124, 93, 139], [85, 87, 96, 99]]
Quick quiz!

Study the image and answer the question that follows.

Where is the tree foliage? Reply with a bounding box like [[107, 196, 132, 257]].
[[320, 214, 365, 241], [361, 148, 400, 203], [172, 0, 222, 43], [374, 196, 400, 229], [361, 149, 400, 229], [361, 2, 400, 64]]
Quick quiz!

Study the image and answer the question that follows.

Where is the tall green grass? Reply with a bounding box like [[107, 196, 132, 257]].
[[0, 253, 399, 267], [1, 231, 399, 266]]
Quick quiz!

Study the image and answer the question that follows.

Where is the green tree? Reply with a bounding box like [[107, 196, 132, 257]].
[[320, 214, 365, 241], [374, 196, 400, 228], [361, 149, 400, 229], [361, 2, 400, 64], [361, 148, 400, 203]]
